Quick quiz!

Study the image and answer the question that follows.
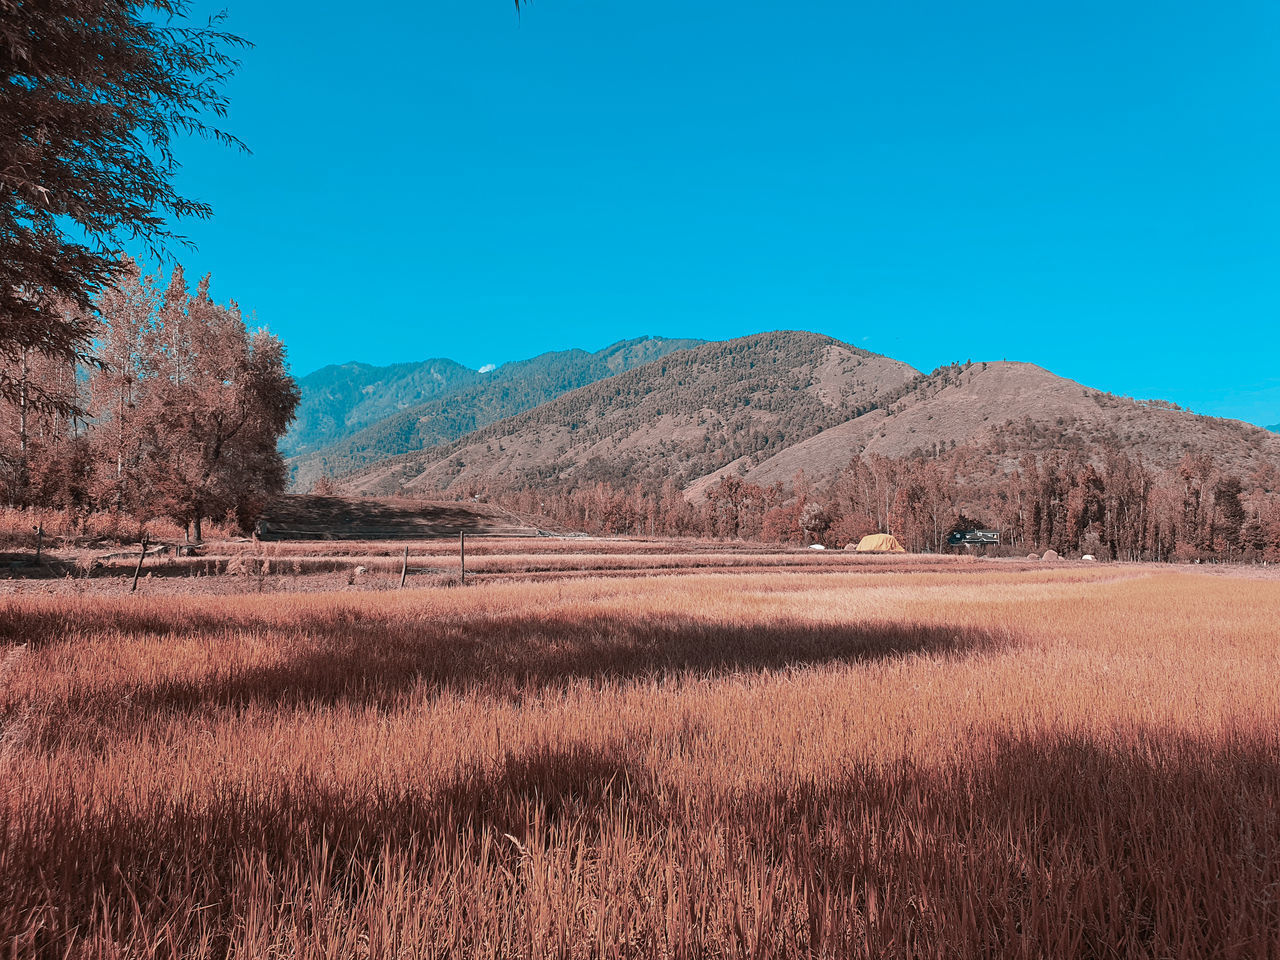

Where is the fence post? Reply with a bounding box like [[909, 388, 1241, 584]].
[[131, 535, 149, 593], [460, 532, 465, 586], [400, 545, 409, 589]]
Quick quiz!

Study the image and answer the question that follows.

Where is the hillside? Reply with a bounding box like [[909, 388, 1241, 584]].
[[740, 361, 1280, 489], [288, 336, 702, 491], [332, 341, 1280, 502], [282, 359, 477, 457], [343, 331, 922, 495]]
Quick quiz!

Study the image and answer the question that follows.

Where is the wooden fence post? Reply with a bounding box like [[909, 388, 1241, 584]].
[[131, 535, 149, 593], [33, 523, 43, 565], [400, 545, 409, 589]]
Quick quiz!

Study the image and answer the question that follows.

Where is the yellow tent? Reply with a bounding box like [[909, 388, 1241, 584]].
[[853, 533, 906, 553]]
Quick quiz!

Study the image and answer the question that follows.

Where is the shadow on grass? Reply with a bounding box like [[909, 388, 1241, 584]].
[[2, 736, 647, 957], [5, 728, 1279, 957], [33, 609, 1009, 740]]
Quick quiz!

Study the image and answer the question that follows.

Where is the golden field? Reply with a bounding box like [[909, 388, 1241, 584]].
[[2, 557, 1279, 958]]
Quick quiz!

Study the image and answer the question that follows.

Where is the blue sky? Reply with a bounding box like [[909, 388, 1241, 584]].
[[166, 1, 1279, 425]]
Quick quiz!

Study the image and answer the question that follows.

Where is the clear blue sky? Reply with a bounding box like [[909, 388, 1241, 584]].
[[166, 0, 1280, 425]]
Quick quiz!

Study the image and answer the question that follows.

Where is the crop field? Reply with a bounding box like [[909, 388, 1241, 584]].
[[4, 535, 1071, 597], [2, 554, 1279, 958]]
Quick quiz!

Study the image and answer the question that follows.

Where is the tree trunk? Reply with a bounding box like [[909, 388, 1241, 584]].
[[193, 515, 203, 543], [18, 346, 28, 456]]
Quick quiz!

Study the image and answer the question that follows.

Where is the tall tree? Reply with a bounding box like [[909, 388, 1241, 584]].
[[87, 258, 155, 512], [0, 297, 86, 503], [1, 1, 247, 409], [1213, 475, 1246, 557], [134, 275, 298, 540]]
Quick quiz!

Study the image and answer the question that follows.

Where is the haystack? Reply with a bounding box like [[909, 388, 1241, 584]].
[[853, 533, 906, 553]]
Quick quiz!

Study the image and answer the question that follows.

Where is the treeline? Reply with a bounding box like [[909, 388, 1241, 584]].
[[490, 447, 1280, 562], [1, 260, 299, 540]]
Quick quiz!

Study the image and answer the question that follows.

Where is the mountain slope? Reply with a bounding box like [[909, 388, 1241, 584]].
[[344, 331, 922, 495], [282, 359, 476, 457], [344, 349, 1280, 500], [290, 336, 703, 491], [742, 361, 1280, 488]]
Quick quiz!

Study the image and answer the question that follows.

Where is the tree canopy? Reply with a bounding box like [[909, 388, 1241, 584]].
[[0, 0, 247, 409], [3, 259, 300, 538]]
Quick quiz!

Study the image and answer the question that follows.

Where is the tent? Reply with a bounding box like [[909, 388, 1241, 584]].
[[852, 533, 906, 553]]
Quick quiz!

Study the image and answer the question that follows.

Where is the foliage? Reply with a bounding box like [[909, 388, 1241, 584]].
[[0, 259, 299, 536], [129, 269, 299, 538], [0, 0, 246, 409], [492, 444, 1280, 561]]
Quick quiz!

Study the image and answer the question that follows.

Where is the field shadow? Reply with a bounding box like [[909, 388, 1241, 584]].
[[0, 554, 81, 580], [748, 728, 1280, 957], [256, 494, 539, 540], [7, 727, 1278, 957], [3, 737, 648, 956], [37, 609, 1008, 739]]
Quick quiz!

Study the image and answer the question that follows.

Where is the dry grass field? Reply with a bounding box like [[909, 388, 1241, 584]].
[[2, 534, 1022, 596], [2, 554, 1279, 958]]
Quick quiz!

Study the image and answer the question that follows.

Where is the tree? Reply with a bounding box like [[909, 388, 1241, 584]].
[[799, 501, 831, 545], [704, 475, 770, 540], [1178, 453, 1215, 553], [1, 1, 247, 409], [1213, 475, 1246, 557], [87, 258, 155, 512], [310, 475, 338, 496], [134, 274, 298, 540], [0, 301, 85, 503]]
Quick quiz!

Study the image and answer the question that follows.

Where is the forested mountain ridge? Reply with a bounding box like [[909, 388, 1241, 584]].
[[334, 336, 1280, 509], [343, 331, 922, 495], [288, 336, 703, 490], [282, 358, 477, 457]]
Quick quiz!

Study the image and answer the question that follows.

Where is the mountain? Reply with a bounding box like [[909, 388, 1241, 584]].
[[1268, 424, 1280, 433], [342, 331, 922, 496], [334, 335, 1280, 500], [282, 359, 477, 458], [289, 336, 703, 491], [737, 360, 1280, 489]]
